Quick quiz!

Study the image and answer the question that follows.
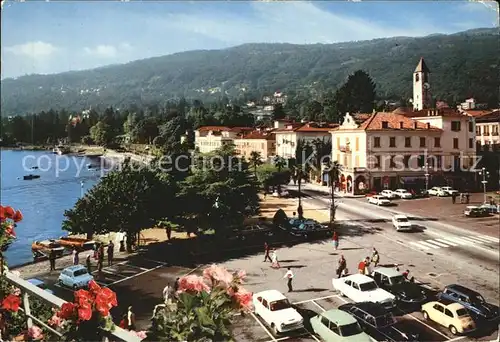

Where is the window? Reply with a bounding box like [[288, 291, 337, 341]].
[[434, 137, 441, 147], [329, 322, 340, 335], [453, 138, 459, 149], [456, 309, 469, 317], [375, 156, 381, 168], [405, 137, 411, 147], [476, 127, 481, 135], [74, 269, 88, 277], [417, 155, 425, 167], [345, 280, 352, 286], [352, 283, 360, 290], [359, 281, 378, 291], [469, 138, 473, 149], [373, 272, 382, 283], [382, 121, 389, 129], [381, 276, 391, 286], [374, 137, 381, 148], [451, 121, 461, 132], [262, 299, 268, 308], [270, 299, 291, 311], [389, 137, 396, 147], [403, 155, 410, 168], [469, 121, 474, 132], [257, 297, 263, 303], [433, 304, 444, 313], [321, 316, 330, 328], [339, 322, 363, 337], [420, 137, 426, 147], [390, 156, 396, 168], [415, 74, 419, 82], [445, 309, 454, 318]]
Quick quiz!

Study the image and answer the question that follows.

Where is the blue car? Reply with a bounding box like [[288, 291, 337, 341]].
[[57, 265, 94, 289], [27, 278, 54, 295]]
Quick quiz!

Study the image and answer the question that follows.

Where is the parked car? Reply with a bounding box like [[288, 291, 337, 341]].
[[272, 190, 289, 197], [428, 187, 447, 196], [463, 206, 490, 217], [252, 290, 303, 334], [437, 284, 500, 322], [230, 224, 273, 241], [339, 302, 419, 341], [27, 278, 54, 295], [332, 274, 396, 310], [391, 215, 412, 232], [380, 190, 397, 199], [368, 195, 391, 206], [57, 265, 94, 289], [411, 189, 429, 198], [393, 189, 413, 199], [441, 186, 459, 196], [289, 220, 331, 238], [422, 300, 476, 335], [310, 309, 371, 342], [479, 203, 500, 214], [370, 268, 426, 306]]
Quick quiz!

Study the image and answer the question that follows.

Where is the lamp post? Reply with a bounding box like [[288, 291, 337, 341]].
[[80, 181, 84, 198], [423, 163, 430, 193], [297, 168, 303, 220], [479, 167, 489, 204]]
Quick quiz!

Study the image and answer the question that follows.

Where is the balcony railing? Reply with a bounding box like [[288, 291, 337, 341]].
[[3, 271, 142, 342]]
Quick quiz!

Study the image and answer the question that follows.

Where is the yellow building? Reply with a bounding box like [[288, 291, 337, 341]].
[[274, 122, 336, 159], [473, 110, 500, 149], [194, 126, 252, 154], [234, 130, 276, 161]]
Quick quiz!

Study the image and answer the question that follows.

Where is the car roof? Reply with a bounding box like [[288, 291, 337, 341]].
[[446, 284, 480, 297], [427, 300, 466, 311], [395, 189, 408, 191], [349, 302, 390, 316], [27, 278, 44, 286], [373, 267, 402, 277], [393, 214, 408, 219], [255, 290, 287, 301], [64, 265, 87, 272], [344, 274, 375, 284], [321, 309, 358, 325]]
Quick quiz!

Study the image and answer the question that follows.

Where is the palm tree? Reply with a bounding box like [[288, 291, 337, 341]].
[[327, 161, 342, 228], [311, 138, 332, 183], [249, 151, 263, 177], [273, 156, 286, 172]]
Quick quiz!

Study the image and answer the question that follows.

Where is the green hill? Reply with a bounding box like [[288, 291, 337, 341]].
[[1, 28, 498, 115]]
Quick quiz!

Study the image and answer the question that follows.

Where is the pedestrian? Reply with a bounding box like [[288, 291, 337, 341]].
[[126, 306, 136, 330], [98, 244, 104, 272], [86, 254, 92, 273], [465, 193, 470, 204], [459, 193, 464, 204], [372, 248, 380, 267], [358, 259, 366, 274], [107, 241, 114, 266], [48, 250, 56, 272], [72, 248, 79, 265], [271, 249, 280, 269], [337, 255, 346, 278], [162, 284, 171, 304], [119, 314, 128, 329], [341, 268, 349, 277], [451, 192, 457, 204], [284, 267, 294, 292], [332, 231, 339, 250], [173, 277, 180, 292], [364, 257, 371, 275], [402, 269, 410, 279], [263, 242, 271, 262]]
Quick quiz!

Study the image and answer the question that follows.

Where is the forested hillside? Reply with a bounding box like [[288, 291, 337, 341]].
[[1, 28, 498, 116]]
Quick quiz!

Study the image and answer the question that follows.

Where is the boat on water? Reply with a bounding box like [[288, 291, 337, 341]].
[[23, 174, 40, 180], [53, 145, 70, 155], [30, 166, 39, 170], [56, 237, 96, 250], [31, 240, 65, 259]]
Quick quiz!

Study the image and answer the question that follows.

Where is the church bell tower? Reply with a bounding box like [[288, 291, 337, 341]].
[[413, 57, 431, 110]]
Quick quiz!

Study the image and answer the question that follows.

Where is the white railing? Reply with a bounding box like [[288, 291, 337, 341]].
[[3, 271, 142, 342]]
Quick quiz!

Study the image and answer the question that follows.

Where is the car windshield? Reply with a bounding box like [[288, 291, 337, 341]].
[[375, 314, 396, 327], [359, 281, 378, 291], [471, 295, 485, 303], [339, 322, 363, 337], [390, 275, 406, 284], [456, 308, 469, 317], [73, 269, 88, 277], [396, 217, 408, 222], [270, 299, 291, 311]]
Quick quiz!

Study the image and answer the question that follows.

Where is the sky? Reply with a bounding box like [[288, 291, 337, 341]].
[[1, 0, 498, 79]]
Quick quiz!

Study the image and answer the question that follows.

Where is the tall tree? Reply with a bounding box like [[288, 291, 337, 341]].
[[89, 121, 113, 146], [335, 70, 377, 114], [272, 103, 286, 120], [248, 151, 263, 177]]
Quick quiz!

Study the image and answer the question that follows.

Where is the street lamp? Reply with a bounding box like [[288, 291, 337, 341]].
[[80, 181, 84, 198], [479, 167, 489, 204], [423, 163, 430, 192]]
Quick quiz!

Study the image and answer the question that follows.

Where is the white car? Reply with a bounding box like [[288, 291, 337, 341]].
[[272, 190, 289, 197], [253, 290, 303, 334], [380, 190, 397, 199], [441, 186, 458, 196], [368, 195, 391, 206], [392, 214, 413, 231], [332, 274, 396, 310], [428, 187, 446, 196], [393, 189, 413, 199]]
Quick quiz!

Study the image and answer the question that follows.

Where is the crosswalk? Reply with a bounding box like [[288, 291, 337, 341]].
[[409, 234, 499, 250]]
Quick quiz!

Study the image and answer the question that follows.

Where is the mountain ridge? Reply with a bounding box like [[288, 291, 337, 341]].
[[1, 27, 498, 115]]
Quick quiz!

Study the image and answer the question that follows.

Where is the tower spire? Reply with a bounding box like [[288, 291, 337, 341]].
[[414, 57, 430, 73]]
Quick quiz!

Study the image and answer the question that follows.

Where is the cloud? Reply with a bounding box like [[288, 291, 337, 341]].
[[83, 43, 133, 58], [4, 41, 58, 58]]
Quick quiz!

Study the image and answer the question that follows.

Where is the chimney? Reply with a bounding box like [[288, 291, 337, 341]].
[[414, 122, 418, 129], [399, 122, 404, 129], [426, 122, 431, 129]]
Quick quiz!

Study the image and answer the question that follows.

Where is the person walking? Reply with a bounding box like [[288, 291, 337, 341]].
[[364, 257, 371, 275], [465, 192, 470, 204], [358, 258, 366, 274], [97, 244, 104, 272], [332, 231, 339, 250], [452, 192, 457, 204], [371, 248, 380, 267], [263, 242, 271, 262], [284, 267, 294, 292], [86, 254, 92, 273], [48, 250, 56, 272], [72, 248, 79, 266], [107, 241, 114, 266], [162, 284, 171, 304], [271, 249, 280, 269], [337, 255, 346, 278], [126, 306, 136, 330]]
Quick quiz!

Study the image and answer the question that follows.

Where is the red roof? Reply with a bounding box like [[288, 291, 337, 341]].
[[359, 112, 441, 131], [274, 122, 337, 133], [197, 126, 232, 132], [239, 130, 276, 140]]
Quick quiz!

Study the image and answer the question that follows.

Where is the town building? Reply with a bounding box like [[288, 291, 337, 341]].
[[233, 130, 276, 161], [474, 110, 500, 149], [412, 57, 432, 111], [194, 126, 252, 154]]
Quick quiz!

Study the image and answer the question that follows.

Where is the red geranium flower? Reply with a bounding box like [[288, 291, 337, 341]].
[[13, 210, 23, 222], [77, 301, 93, 321], [95, 298, 111, 317], [3, 206, 15, 219], [2, 294, 21, 312], [58, 302, 77, 320], [88, 280, 101, 294], [74, 289, 92, 305], [95, 287, 118, 307], [0, 206, 5, 221]]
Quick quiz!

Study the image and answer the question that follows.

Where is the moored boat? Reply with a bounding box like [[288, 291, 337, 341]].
[[56, 237, 96, 250], [31, 240, 65, 258], [23, 174, 40, 180]]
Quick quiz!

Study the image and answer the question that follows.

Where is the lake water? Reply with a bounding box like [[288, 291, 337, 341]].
[[1, 150, 106, 266]]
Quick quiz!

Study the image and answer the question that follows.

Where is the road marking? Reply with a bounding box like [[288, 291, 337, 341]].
[[95, 280, 109, 286], [250, 312, 276, 342], [293, 294, 340, 305], [477, 235, 499, 243], [418, 241, 441, 249], [435, 238, 458, 246], [142, 258, 169, 266], [409, 241, 431, 250], [446, 336, 468, 342], [470, 235, 496, 243], [107, 265, 163, 286], [444, 237, 468, 245], [122, 263, 149, 271], [406, 313, 450, 339], [101, 269, 127, 278], [464, 236, 489, 244], [311, 300, 326, 312], [425, 240, 450, 248], [458, 236, 485, 244]]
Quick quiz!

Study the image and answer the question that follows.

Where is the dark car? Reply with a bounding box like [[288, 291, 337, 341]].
[[229, 224, 273, 241], [437, 284, 499, 323], [410, 189, 429, 198], [371, 268, 427, 306], [339, 302, 419, 342]]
